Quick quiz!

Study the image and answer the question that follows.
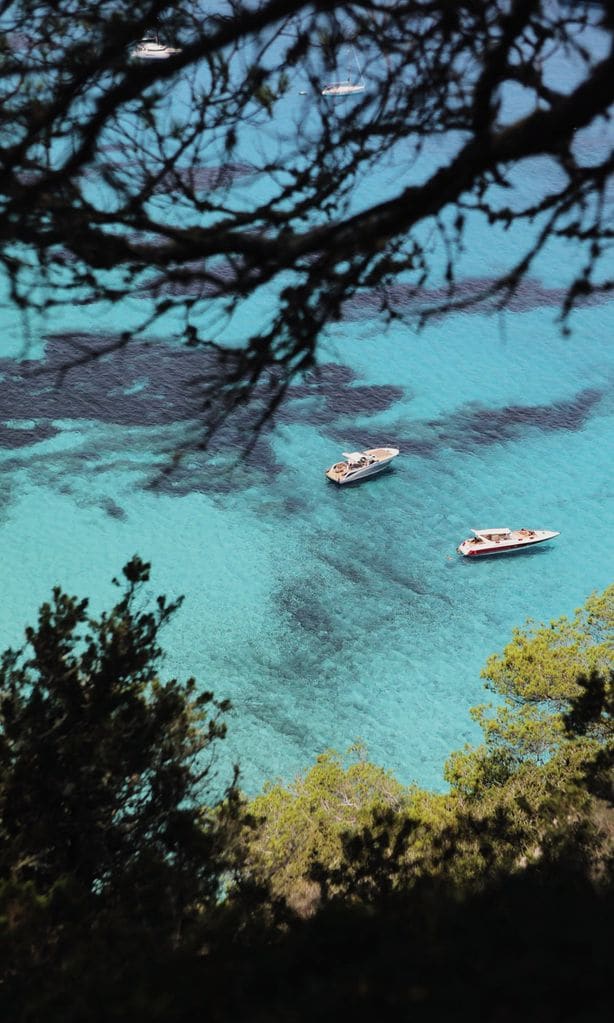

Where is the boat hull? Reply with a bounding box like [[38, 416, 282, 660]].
[[327, 459, 393, 484], [131, 44, 180, 59], [322, 83, 365, 96]]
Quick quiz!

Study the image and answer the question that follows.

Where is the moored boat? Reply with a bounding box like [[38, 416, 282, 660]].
[[130, 33, 181, 60], [457, 527, 560, 557], [321, 81, 365, 96], [325, 447, 399, 484], [321, 43, 366, 96]]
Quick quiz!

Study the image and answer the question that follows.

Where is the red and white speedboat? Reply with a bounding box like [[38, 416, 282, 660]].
[[457, 527, 560, 557]]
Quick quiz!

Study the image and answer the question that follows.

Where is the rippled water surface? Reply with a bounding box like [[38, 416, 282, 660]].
[[1, 57, 612, 794]]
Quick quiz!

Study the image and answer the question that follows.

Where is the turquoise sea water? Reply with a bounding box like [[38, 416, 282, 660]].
[[1, 37, 612, 795]]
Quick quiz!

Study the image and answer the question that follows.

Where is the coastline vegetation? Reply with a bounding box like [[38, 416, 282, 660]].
[[0, 560, 611, 1020]]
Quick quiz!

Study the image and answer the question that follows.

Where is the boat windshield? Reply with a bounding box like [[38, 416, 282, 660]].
[[473, 528, 511, 538]]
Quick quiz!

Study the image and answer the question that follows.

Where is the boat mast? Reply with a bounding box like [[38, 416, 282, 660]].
[[352, 44, 365, 87]]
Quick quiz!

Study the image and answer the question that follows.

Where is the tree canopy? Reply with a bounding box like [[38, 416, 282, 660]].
[[1, 0, 612, 444], [246, 583, 613, 907], [244, 745, 409, 913], [0, 562, 612, 1019], [0, 557, 245, 1015]]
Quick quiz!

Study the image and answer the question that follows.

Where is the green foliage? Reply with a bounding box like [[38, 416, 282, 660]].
[[329, 734, 612, 910], [241, 586, 614, 915], [564, 668, 614, 825], [253, 82, 275, 113], [0, 561, 611, 1019], [244, 746, 409, 913], [252, 71, 290, 113], [443, 742, 516, 797], [472, 700, 565, 761], [565, 668, 614, 740], [0, 557, 242, 1012], [481, 583, 614, 705], [446, 584, 614, 798]]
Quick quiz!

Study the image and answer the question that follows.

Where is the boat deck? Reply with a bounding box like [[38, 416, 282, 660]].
[[458, 528, 560, 557], [324, 448, 397, 484], [325, 463, 349, 483]]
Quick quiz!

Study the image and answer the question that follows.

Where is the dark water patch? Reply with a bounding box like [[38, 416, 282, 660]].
[[383, 436, 439, 459], [277, 581, 334, 637], [342, 275, 611, 321], [164, 439, 284, 494], [316, 545, 367, 586], [282, 496, 307, 515], [487, 389, 603, 432], [402, 575, 433, 597], [364, 551, 430, 594], [0, 342, 399, 471], [312, 525, 432, 597], [373, 386, 605, 463], [267, 714, 312, 744], [278, 361, 405, 427], [323, 383, 404, 418], [237, 688, 324, 749], [1, 334, 207, 427], [441, 388, 604, 450], [0, 421, 59, 448], [277, 400, 333, 429], [277, 386, 404, 427], [270, 577, 353, 685], [290, 363, 357, 393], [0, 334, 286, 495], [161, 163, 255, 192], [148, 450, 283, 498], [100, 498, 127, 520], [14, 336, 571, 498], [142, 259, 236, 299]]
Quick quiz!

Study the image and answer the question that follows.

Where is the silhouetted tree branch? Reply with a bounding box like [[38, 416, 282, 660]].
[[1, 1, 612, 449]]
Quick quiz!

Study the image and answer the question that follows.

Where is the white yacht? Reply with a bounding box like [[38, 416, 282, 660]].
[[321, 81, 365, 96], [457, 527, 560, 557], [130, 34, 181, 60], [325, 447, 399, 484]]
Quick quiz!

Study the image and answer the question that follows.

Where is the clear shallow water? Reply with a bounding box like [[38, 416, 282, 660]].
[[1, 297, 612, 794], [0, 46, 613, 795]]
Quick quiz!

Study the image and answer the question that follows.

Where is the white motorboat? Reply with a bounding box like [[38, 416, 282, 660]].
[[457, 527, 560, 557], [130, 34, 181, 60], [325, 447, 399, 484]]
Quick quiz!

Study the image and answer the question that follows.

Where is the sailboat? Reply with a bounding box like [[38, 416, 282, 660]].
[[321, 45, 365, 96]]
